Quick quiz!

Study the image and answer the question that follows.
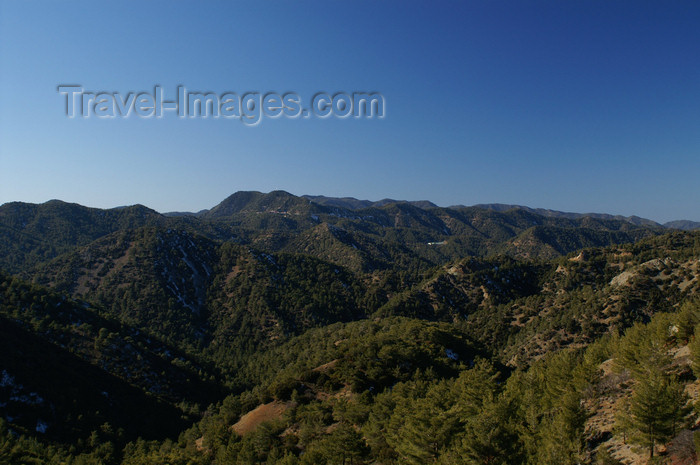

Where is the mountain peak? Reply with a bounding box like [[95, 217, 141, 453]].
[[202, 190, 311, 218]]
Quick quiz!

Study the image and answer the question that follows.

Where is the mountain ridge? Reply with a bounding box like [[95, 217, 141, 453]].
[[2, 190, 700, 464], [6, 192, 698, 228], [149, 191, 699, 227], [0, 191, 668, 275]]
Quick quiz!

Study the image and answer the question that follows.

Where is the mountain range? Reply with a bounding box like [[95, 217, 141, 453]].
[[1, 190, 700, 464], [157, 191, 700, 231], [2, 190, 684, 275]]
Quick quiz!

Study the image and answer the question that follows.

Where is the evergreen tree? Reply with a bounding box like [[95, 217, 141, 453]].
[[458, 399, 524, 465], [535, 391, 588, 465], [387, 382, 461, 465], [317, 423, 369, 465], [624, 371, 690, 458]]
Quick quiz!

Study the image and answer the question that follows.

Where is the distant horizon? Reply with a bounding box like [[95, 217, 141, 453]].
[[2, 2, 699, 226], [2, 189, 699, 225]]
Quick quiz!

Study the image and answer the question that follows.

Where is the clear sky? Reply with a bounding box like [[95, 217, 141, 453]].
[[1, 1, 699, 222]]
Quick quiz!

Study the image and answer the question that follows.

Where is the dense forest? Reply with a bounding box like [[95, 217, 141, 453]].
[[1, 191, 699, 464]]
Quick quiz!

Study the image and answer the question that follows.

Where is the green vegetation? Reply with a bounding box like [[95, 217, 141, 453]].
[[1, 193, 699, 464]]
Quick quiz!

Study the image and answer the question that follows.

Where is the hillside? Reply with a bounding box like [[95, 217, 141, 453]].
[[0, 271, 224, 443], [0, 201, 163, 274], [665, 220, 700, 231], [1, 192, 665, 277], [472, 203, 663, 228], [1, 192, 700, 464]]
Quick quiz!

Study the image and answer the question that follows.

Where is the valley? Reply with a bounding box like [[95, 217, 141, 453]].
[[1, 191, 699, 464]]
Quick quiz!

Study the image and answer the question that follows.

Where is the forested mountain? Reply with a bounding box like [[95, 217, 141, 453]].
[[665, 220, 700, 231], [472, 204, 663, 228], [1, 191, 663, 275], [302, 195, 438, 210], [0, 201, 163, 274], [1, 191, 699, 464]]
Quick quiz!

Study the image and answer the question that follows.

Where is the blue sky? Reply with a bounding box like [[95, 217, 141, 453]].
[[1, 1, 699, 222]]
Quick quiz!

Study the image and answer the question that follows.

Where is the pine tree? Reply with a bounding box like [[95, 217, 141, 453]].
[[459, 398, 524, 465], [318, 423, 369, 465], [625, 371, 690, 458], [387, 383, 461, 465], [536, 391, 588, 465]]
